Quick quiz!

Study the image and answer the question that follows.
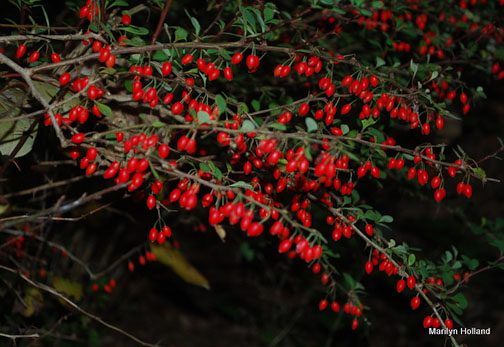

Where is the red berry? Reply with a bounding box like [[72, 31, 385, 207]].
[[411, 297, 420, 310], [463, 184, 473, 198], [365, 261, 373, 274], [341, 104, 352, 115], [149, 228, 158, 242], [172, 102, 184, 115], [158, 144, 170, 158], [299, 103, 310, 116], [331, 302, 340, 312], [51, 52, 61, 62], [246, 55, 259, 70], [128, 261, 135, 272], [79, 5, 90, 18], [181, 54, 194, 65], [59, 72, 71, 86], [365, 224, 374, 235], [231, 53, 243, 64], [146, 195, 156, 209], [396, 279, 406, 293], [406, 275, 416, 289], [342, 75, 353, 87], [423, 316, 433, 328], [29, 51, 40, 63], [319, 299, 328, 311], [431, 176, 441, 189], [223, 67, 233, 81], [71, 133, 85, 144], [162, 61, 172, 76], [434, 188, 446, 202], [122, 14, 131, 25], [162, 226, 172, 237], [247, 222, 263, 237], [16, 44, 27, 59]]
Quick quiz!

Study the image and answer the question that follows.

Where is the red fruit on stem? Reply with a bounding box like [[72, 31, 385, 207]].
[[122, 14, 131, 25], [396, 279, 406, 292], [411, 297, 420, 310]]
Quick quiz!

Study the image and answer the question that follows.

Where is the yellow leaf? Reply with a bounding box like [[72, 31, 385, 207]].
[[0, 203, 9, 215], [213, 224, 226, 242], [151, 242, 210, 290], [53, 277, 83, 301], [23, 287, 43, 317]]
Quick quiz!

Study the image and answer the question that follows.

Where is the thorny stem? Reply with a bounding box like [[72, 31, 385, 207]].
[[0, 53, 67, 147], [0, 264, 162, 346], [327, 206, 460, 347]]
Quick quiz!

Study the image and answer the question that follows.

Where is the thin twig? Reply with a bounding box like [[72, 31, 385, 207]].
[[0, 32, 103, 43], [0, 53, 67, 147], [0, 264, 162, 347], [151, 0, 173, 45], [0, 332, 39, 340]]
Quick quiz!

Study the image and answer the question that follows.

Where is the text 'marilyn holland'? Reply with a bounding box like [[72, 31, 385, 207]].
[[429, 327, 491, 336]]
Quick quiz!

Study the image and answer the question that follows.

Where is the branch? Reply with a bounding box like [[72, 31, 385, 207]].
[[0, 332, 39, 340], [0, 182, 128, 231], [326, 206, 460, 347], [151, 0, 173, 45], [0, 53, 67, 147], [0, 264, 162, 346], [0, 32, 103, 43]]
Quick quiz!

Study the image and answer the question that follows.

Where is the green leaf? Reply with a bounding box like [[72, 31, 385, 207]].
[[241, 120, 256, 131], [428, 70, 438, 81], [197, 111, 211, 124], [126, 36, 146, 47], [208, 161, 223, 181], [264, 3, 275, 22], [488, 239, 504, 254], [0, 91, 38, 158], [340, 124, 350, 135], [229, 181, 254, 190], [152, 121, 166, 128], [152, 50, 170, 61], [94, 101, 113, 117], [190, 17, 200, 36], [267, 122, 287, 131], [305, 117, 318, 132], [121, 25, 149, 36], [447, 302, 463, 315], [461, 255, 479, 270], [360, 9, 372, 16], [215, 94, 226, 115], [471, 167, 486, 179], [199, 162, 210, 172], [376, 57, 386, 68], [372, 1, 384, 8], [175, 27, 188, 41], [343, 272, 356, 290], [379, 215, 394, 223], [361, 117, 377, 130], [408, 254, 416, 266], [108, 0, 128, 7], [251, 99, 261, 112], [452, 293, 468, 310], [410, 59, 419, 80], [240, 242, 254, 261]]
